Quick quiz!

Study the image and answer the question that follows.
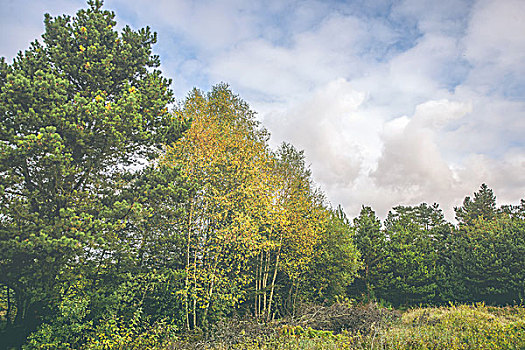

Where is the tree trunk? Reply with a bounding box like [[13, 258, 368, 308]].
[[193, 248, 197, 329], [6, 285, 11, 324], [203, 246, 221, 328], [14, 292, 25, 326], [292, 279, 300, 317], [255, 251, 262, 317], [262, 250, 270, 314], [185, 200, 194, 331], [287, 282, 293, 313], [365, 264, 370, 299], [267, 238, 282, 321]]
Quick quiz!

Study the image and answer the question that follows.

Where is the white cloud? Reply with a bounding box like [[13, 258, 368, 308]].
[[207, 12, 366, 103], [462, 0, 525, 96], [464, 0, 525, 68], [0, 0, 84, 62], [3, 0, 525, 221], [394, 0, 472, 36], [108, 0, 259, 50], [264, 79, 370, 188], [371, 100, 472, 216]]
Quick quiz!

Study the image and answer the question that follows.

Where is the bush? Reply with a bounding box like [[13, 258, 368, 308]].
[[85, 309, 177, 350], [365, 304, 525, 349]]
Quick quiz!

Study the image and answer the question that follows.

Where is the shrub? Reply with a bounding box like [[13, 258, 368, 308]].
[[365, 304, 525, 349]]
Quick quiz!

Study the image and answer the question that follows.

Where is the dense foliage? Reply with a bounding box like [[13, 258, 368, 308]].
[[351, 188, 525, 308], [1, 1, 525, 348], [0, 0, 187, 347]]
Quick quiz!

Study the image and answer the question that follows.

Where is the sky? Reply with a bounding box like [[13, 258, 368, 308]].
[[1, 0, 525, 220]]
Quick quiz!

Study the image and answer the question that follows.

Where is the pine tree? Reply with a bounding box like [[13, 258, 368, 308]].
[[0, 0, 184, 339], [455, 183, 497, 225]]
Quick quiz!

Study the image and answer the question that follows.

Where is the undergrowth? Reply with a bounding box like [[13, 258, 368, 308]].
[[170, 303, 525, 350]]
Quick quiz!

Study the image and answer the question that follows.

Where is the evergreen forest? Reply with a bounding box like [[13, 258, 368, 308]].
[[1, 2, 525, 349]]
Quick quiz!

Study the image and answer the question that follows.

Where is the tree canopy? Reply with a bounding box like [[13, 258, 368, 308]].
[[0, 0, 186, 345]]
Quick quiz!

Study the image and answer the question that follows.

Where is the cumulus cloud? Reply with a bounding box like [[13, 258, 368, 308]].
[[371, 100, 472, 214], [464, 0, 525, 70], [2, 0, 525, 221], [460, 0, 525, 102], [264, 79, 371, 189], [208, 12, 367, 103]]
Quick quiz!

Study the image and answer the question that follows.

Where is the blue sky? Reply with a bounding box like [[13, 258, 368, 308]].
[[1, 0, 525, 219]]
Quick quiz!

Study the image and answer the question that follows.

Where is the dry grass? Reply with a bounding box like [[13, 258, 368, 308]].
[[171, 304, 525, 350]]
